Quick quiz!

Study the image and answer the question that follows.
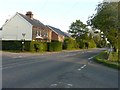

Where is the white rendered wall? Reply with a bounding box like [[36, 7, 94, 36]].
[[2, 13, 32, 41]]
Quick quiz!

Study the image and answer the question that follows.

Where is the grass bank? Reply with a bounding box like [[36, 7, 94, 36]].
[[94, 51, 120, 70]]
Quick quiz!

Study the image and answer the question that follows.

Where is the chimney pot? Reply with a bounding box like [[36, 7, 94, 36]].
[[26, 11, 33, 19]]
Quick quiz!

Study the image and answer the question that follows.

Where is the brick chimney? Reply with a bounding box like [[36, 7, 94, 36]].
[[26, 11, 33, 19]]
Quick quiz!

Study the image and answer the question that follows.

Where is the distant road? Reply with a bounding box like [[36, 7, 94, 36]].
[[2, 48, 118, 88]]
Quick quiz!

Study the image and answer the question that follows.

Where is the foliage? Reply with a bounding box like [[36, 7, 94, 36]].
[[75, 32, 96, 49], [94, 51, 120, 70], [2, 41, 22, 50], [2, 41, 48, 52], [93, 32, 107, 48], [47, 41, 62, 51], [63, 38, 79, 50], [87, 2, 118, 51], [68, 20, 88, 38], [88, 39, 96, 48], [108, 52, 118, 62], [26, 41, 47, 52]]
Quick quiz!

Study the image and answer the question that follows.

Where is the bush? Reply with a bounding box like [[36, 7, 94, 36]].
[[2, 41, 22, 50], [48, 41, 62, 51], [2, 41, 48, 52], [25, 41, 47, 52], [108, 52, 118, 62], [88, 39, 96, 48], [63, 38, 79, 50]]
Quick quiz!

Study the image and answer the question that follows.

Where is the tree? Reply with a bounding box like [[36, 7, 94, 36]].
[[68, 20, 88, 38], [87, 2, 118, 52]]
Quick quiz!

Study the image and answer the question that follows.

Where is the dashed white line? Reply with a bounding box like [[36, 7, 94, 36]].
[[78, 64, 87, 71], [67, 84, 73, 87], [81, 65, 86, 68], [50, 84, 57, 87], [88, 57, 93, 60], [78, 68, 81, 71]]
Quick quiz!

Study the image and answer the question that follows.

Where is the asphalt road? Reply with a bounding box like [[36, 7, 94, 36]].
[[2, 48, 119, 88]]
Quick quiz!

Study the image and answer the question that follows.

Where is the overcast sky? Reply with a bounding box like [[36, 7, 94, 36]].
[[0, 0, 103, 32]]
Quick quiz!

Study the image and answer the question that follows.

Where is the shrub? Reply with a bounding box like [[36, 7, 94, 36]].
[[2, 41, 22, 50], [108, 52, 118, 62], [88, 39, 96, 48], [2, 41, 47, 52], [63, 38, 79, 50], [48, 41, 62, 51], [25, 41, 47, 52]]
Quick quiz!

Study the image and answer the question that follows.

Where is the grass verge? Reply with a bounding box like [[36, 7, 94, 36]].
[[94, 51, 120, 70]]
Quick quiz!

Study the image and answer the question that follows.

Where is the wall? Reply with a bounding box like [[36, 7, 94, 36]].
[[51, 31, 58, 41], [2, 13, 32, 41]]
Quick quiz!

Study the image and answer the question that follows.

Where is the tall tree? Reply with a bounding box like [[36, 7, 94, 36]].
[[68, 20, 88, 38], [87, 2, 118, 51]]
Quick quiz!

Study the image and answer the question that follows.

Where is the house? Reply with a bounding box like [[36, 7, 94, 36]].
[[2, 11, 50, 41], [46, 25, 71, 42], [2, 11, 70, 42]]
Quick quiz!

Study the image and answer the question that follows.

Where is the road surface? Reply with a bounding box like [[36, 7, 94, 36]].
[[2, 48, 119, 88]]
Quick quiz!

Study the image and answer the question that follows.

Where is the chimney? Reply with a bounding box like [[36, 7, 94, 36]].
[[26, 11, 33, 19]]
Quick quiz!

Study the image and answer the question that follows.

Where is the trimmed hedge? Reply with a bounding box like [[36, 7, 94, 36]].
[[2, 41, 62, 52], [2, 41, 22, 50], [26, 41, 47, 52], [48, 41, 62, 51], [63, 38, 79, 50], [2, 41, 47, 52]]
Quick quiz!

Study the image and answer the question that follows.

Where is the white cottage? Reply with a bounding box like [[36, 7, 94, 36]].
[[2, 11, 49, 41]]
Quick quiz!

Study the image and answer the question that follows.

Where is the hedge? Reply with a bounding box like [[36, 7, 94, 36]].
[[25, 41, 47, 52], [48, 41, 62, 51], [2, 41, 22, 50], [63, 38, 79, 50], [2, 41, 47, 52]]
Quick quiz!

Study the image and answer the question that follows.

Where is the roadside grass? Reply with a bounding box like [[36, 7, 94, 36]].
[[94, 51, 120, 70]]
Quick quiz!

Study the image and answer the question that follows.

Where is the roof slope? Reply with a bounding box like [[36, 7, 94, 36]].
[[47, 25, 70, 37], [19, 13, 46, 29], [63, 32, 71, 37]]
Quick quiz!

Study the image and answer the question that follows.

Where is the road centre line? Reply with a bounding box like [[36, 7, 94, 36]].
[[78, 64, 87, 71], [50, 84, 57, 87], [81, 64, 86, 68]]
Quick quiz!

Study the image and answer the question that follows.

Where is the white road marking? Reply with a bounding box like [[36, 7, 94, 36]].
[[81, 65, 86, 68], [88, 57, 93, 60], [50, 84, 57, 87], [78, 68, 81, 71], [78, 64, 87, 71], [67, 84, 73, 86]]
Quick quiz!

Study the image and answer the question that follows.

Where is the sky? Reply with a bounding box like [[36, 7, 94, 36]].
[[0, 0, 104, 32]]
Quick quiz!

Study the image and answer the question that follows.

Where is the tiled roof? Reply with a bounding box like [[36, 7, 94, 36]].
[[47, 25, 70, 37], [63, 32, 71, 37], [19, 13, 46, 29]]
